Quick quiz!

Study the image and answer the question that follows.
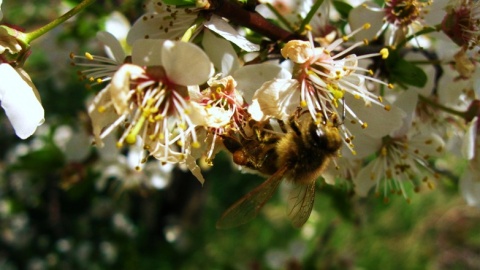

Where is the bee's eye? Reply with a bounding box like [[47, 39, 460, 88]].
[[309, 124, 328, 147]]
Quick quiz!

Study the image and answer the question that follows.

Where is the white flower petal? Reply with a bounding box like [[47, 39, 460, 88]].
[[127, 137, 145, 170], [234, 63, 291, 102], [248, 79, 300, 121], [344, 94, 405, 138], [109, 64, 145, 114], [348, 2, 384, 41], [460, 168, 480, 208], [281, 40, 313, 64], [190, 102, 233, 128], [126, 8, 196, 44], [148, 162, 173, 189], [97, 31, 126, 63], [161, 40, 213, 86], [87, 88, 119, 147], [342, 133, 382, 159], [462, 117, 478, 160], [410, 133, 445, 157], [202, 29, 240, 76], [185, 154, 205, 185], [132, 39, 165, 66], [390, 89, 419, 137], [353, 160, 377, 197], [105, 11, 130, 41], [0, 64, 44, 139], [203, 15, 260, 52]]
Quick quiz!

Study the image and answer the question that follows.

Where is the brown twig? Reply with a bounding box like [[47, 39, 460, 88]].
[[209, 0, 304, 42]]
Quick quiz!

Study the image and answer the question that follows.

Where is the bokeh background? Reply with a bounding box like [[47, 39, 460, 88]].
[[1, 1, 480, 269]]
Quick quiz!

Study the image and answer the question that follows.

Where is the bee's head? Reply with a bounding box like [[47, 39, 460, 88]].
[[308, 123, 343, 152]]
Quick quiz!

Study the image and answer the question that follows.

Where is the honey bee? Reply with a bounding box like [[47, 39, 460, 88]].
[[217, 110, 343, 229]]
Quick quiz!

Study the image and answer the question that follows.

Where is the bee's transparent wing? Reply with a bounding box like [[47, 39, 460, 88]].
[[286, 181, 316, 228], [216, 167, 287, 229]]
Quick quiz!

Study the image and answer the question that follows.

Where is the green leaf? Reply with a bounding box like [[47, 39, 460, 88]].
[[332, 0, 353, 19], [386, 50, 428, 88], [161, 0, 195, 6]]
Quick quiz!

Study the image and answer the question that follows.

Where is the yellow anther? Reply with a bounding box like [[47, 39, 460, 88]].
[[148, 115, 155, 123], [126, 134, 137, 144], [361, 122, 368, 129], [116, 142, 123, 148], [300, 100, 307, 107], [96, 78, 103, 83], [363, 23, 371, 29], [384, 105, 391, 111], [378, 96, 383, 102], [380, 48, 389, 59], [387, 83, 394, 89], [342, 36, 349, 42], [363, 39, 369, 45], [192, 141, 201, 148], [85, 52, 94, 60], [97, 106, 106, 113], [354, 94, 360, 99], [69, 52, 75, 59], [381, 146, 387, 156]]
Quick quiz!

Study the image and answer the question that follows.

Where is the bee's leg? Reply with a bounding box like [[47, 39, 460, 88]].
[[221, 135, 243, 153], [288, 108, 303, 136], [253, 125, 279, 144], [277, 119, 288, 133]]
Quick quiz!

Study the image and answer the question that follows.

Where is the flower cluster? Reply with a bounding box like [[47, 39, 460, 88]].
[[66, 0, 479, 207], [0, 0, 468, 211]]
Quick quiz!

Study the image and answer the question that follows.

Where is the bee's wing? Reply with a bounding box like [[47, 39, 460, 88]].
[[216, 167, 288, 229], [286, 181, 316, 228]]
